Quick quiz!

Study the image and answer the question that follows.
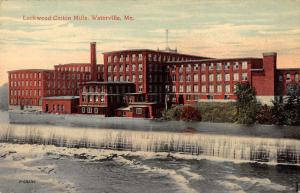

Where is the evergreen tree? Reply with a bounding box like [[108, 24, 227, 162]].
[[234, 82, 257, 124]]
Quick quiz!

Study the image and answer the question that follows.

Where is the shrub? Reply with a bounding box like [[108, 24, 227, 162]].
[[180, 106, 202, 121], [163, 106, 182, 120], [256, 104, 274, 124], [195, 102, 236, 123]]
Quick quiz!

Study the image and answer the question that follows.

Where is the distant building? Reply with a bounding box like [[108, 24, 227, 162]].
[[8, 42, 300, 118]]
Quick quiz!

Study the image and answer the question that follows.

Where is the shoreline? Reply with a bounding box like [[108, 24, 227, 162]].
[[7, 111, 300, 139]]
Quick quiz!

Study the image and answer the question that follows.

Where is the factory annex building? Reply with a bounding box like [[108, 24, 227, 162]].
[[8, 42, 300, 118]]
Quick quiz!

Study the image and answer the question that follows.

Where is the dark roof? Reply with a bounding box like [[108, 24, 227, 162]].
[[277, 68, 300, 71], [55, 63, 103, 66], [8, 69, 53, 73], [166, 57, 262, 64], [103, 49, 211, 59], [81, 81, 135, 85], [43, 96, 79, 100]]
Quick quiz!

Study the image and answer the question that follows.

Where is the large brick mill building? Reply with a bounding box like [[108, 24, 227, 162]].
[[8, 42, 300, 118]]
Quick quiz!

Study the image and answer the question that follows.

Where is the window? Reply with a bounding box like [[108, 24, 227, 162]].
[[234, 84, 238, 93], [286, 73, 291, 81], [139, 85, 143, 92], [225, 62, 230, 70], [193, 74, 199, 82], [187, 64, 191, 71], [234, 62, 239, 69], [201, 63, 206, 71], [209, 85, 214, 93], [225, 74, 230, 81], [201, 74, 206, 82], [278, 75, 283, 81], [138, 64, 143, 71], [201, 85, 206, 93], [179, 75, 183, 82], [136, 108, 142, 114], [209, 63, 214, 70], [138, 75, 143, 82], [217, 74, 222, 81], [100, 95, 105, 102], [108, 65, 111, 72], [186, 85, 191, 92], [172, 85, 176, 92], [138, 53, 143, 61], [194, 64, 198, 71], [186, 75, 191, 82], [242, 73, 248, 81], [209, 74, 214, 82], [216, 63, 222, 70], [295, 73, 299, 81], [217, 85, 222, 93], [225, 84, 230, 93], [233, 73, 239, 81], [242, 61, 248, 69], [94, 108, 98, 114], [194, 85, 198, 92], [186, 95, 191, 101], [179, 85, 184, 92], [87, 107, 92, 113], [108, 56, 112, 62]]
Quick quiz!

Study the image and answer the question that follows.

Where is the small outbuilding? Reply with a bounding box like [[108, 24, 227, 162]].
[[42, 96, 79, 114]]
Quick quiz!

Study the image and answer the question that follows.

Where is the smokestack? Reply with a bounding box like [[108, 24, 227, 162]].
[[90, 42, 97, 81]]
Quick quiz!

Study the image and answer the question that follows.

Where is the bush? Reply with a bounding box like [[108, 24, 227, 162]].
[[163, 105, 201, 121], [163, 106, 182, 121], [180, 106, 202, 121], [195, 102, 236, 123], [256, 104, 274, 124]]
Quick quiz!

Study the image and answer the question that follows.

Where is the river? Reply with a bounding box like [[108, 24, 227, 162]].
[[0, 111, 299, 193]]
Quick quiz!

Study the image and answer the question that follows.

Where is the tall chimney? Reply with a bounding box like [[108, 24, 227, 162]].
[[90, 42, 97, 81]]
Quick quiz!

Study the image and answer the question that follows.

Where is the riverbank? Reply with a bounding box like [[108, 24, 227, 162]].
[[7, 111, 300, 139]]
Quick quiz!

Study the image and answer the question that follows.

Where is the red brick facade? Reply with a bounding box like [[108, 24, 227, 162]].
[[8, 42, 300, 118]]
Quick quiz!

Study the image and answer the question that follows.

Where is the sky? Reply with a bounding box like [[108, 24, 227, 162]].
[[1, 0, 300, 85]]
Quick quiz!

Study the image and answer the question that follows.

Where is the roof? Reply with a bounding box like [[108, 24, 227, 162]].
[[116, 106, 131, 111], [277, 68, 300, 71], [81, 81, 135, 85], [8, 69, 53, 73], [166, 57, 262, 64], [43, 96, 79, 100], [54, 63, 103, 66], [103, 49, 211, 59]]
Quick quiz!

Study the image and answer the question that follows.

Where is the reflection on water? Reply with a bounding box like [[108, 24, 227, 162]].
[[0, 123, 299, 165]]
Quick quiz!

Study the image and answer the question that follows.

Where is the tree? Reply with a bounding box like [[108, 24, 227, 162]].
[[234, 82, 257, 124], [284, 83, 300, 125]]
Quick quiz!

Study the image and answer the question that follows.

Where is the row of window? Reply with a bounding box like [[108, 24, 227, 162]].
[[279, 73, 299, 82], [10, 98, 42, 106], [49, 104, 65, 112], [10, 80, 42, 87], [172, 73, 248, 82], [10, 72, 42, 79], [46, 89, 77, 96], [154, 84, 236, 93], [46, 72, 92, 80], [107, 53, 144, 63], [82, 95, 105, 103], [55, 65, 103, 73], [167, 61, 248, 72], [107, 64, 143, 72], [10, 89, 41, 97]]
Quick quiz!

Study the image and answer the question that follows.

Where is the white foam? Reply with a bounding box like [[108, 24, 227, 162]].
[[226, 174, 288, 191]]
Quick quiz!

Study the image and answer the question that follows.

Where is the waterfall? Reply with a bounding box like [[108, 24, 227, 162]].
[[0, 124, 299, 165]]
